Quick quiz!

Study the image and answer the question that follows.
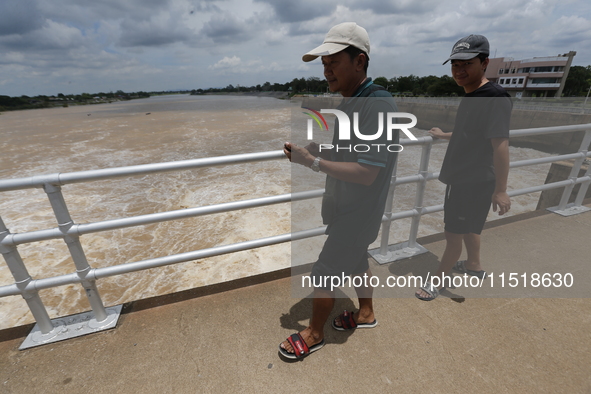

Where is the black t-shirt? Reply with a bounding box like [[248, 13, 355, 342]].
[[438, 82, 512, 185]]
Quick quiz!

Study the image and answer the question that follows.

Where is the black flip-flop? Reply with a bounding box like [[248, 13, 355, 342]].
[[331, 310, 378, 331]]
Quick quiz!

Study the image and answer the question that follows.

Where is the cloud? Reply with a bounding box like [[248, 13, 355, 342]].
[[254, 0, 337, 23], [0, 0, 45, 36], [118, 13, 193, 47], [348, 0, 440, 15], [193, 0, 224, 13], [0, 20, 86, 52], [538, 15, 591, 46], [209, 55, 242, 70], [42, 0, 175, 24], [199, 13, 253, 44], [208, 56, 285, 75], [0, 0, 590, 97]]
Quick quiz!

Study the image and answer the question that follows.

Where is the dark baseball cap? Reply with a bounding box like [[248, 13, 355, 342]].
[[443, 34, 489, 65]]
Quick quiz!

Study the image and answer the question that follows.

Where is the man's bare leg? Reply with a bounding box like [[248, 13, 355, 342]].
[[463, 233, 483, 271], [281, 288, 333, 354], [334, 268, 376, 327], [416, 231, 463, 298]]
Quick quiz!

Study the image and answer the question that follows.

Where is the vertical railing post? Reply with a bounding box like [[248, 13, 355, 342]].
[[573, 158, 591, 207], [0, 216, 54, 334], [378, 162, 398, 256], [369, 138, 430, 264], [572, 129, 591, 207], [557, 129, 591, 210], [408, 138, 433, 247], [43, 183, 108, 322]]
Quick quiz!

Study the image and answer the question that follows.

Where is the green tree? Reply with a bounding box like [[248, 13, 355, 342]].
[[373, 76, 389, 89], [397, 75, 420, 94], [563, 65, 591, 96], [427, 75, 464, 96], [418, 75, 439, 95]]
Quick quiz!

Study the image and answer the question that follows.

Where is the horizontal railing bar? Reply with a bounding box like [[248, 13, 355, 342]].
[[0, 227, 328, 297], [399, 136, 446, 147], [510, 152, 590, 169], [395, 172, 440, 185], [77, 194, 291, 236], [509, 176, 590, 196], [2, 191, 318, 247], [6, 168, 589, 249], [2, 126, 589, 194], [291, 189, 324, 201], [0, 151, 286, 192], [510, 123, 591, 137], [3, 173, 589, 298]]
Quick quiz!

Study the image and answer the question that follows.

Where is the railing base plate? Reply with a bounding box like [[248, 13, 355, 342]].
[[547, 204, 591, 217], [368, 241, 429, 265], [19, 305, 122, 350]]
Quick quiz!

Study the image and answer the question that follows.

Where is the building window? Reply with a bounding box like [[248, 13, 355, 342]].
[[518, 67, 530, 73], [518, 78, 524, 84], [532, 66, 554, 73], [499, 79, 505, 84], [512, 78, 517, 84], [530, 78, 559, 84], [511, 68, 516, 73], [499, 69, 504, 74]]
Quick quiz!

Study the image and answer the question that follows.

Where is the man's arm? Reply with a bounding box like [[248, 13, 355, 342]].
[[428, 127, 452, 140], [491, 137, 511, 215], [284, 142, 379, 186]]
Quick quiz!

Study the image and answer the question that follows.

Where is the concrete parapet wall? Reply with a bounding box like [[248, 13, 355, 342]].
[[536, 160, 591, 210]]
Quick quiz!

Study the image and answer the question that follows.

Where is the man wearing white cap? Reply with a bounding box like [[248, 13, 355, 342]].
[[415, 34, 512, 301], [280, 22, 399, 359]]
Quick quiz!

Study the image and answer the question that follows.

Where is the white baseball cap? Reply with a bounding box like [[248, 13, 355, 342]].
[[302, 22, 370, 62]]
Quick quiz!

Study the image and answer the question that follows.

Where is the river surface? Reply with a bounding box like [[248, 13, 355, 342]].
[[0, 94, 552, 329]]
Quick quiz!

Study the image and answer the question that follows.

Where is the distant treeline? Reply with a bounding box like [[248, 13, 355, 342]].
[[192, 65, 591, 98], [0, 90, 151, 112], [3, 65, 590, 112], [190, 75, 465, 97]]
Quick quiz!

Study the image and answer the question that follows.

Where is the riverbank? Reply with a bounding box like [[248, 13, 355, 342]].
[[202, 91, 290, 99]]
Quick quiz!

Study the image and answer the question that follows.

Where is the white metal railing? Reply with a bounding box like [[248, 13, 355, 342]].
[[398, 97, 591, 115], [1, 124, 591, 346]]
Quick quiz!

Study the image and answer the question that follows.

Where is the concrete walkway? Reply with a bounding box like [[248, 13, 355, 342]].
[[1, 205, 591, 393]]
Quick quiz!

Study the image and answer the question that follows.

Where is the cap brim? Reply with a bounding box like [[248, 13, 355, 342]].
[[442, 52, 480, 65], [302, 42, 349, 62]]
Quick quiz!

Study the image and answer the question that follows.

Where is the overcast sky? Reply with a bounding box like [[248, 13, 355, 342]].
[[1, 0, 590, 97]]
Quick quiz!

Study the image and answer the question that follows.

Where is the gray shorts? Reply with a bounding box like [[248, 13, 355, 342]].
[[309, 234, 370, 291]]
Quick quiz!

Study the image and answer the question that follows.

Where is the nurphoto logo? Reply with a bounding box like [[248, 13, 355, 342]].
[[303, 109, 418, 153]]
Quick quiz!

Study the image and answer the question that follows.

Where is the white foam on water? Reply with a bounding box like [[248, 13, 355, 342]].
[[0, 96, 294, 329]]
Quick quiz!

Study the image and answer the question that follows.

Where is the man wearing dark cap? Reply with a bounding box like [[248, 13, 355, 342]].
[[416, 34, 512, 301], [280, 22, 398, 358]]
